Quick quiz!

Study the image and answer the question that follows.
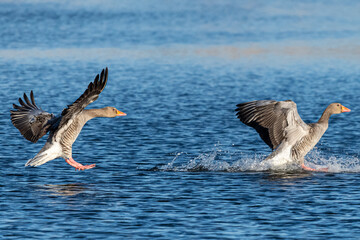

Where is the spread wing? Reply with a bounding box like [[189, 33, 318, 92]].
[[58, 67, 108, 129], [235, 100, 309, 150], [10, 91, 56, 143]]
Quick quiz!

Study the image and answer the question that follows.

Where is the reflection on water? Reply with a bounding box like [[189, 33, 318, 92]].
[[263, 172, 313, 182], [38, 183, 89, 197]]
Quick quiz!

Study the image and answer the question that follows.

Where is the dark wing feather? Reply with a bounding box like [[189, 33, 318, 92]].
[[235, 100, 305, 150], [57, 68, 108, 130], [10, 91, 56, 143]]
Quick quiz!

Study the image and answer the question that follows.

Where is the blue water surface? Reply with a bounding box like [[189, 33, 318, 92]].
[[1, 0, 360, 239]]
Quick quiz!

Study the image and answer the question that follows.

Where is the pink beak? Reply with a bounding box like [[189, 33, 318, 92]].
[[116, 110, 127, 116]]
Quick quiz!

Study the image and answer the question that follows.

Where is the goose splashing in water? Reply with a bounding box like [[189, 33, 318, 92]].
[[235, 100, 350, 172]]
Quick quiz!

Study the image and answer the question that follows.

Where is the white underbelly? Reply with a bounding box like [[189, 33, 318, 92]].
[[263, 143, 294, 168]]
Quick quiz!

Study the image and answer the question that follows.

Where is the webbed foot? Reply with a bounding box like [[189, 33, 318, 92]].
[[65, 157, 96, 171]]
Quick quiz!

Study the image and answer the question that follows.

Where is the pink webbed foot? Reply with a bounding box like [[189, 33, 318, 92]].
[[65, 157, 96, 171], [301, 163, 328, 172]]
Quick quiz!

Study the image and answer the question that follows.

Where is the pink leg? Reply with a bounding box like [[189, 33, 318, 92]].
[[301, 163, 328, 172], [65, 157, 96, 171]]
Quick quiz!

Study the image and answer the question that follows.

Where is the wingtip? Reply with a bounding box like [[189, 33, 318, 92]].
[[12, 103, 20, 110], [30, 90, 37, 107], [23, 92, 32, 106], [101, 67, 108, 89], [18, 97, 25, 106]]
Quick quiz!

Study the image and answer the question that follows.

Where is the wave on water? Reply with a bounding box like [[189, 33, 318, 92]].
[[152, 146, 360, 173]]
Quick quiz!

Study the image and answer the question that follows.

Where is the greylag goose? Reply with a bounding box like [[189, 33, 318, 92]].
[[235, 100, 350, 171], [10, 68, 126, 170]]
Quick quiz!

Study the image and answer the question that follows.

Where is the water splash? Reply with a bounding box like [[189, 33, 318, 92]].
[[159, 150, 231, 172], [155, 146, 360, 173], [156, 146, 270, 172], [305, 149, 360, 173]]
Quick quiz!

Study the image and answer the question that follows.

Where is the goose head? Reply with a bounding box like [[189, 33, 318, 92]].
[[327, 103, 351, 114], [100, 107, 127, 118]]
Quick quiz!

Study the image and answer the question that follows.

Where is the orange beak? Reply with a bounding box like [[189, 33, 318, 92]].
[[341, 105, 351, 113], [116, 110, 127, 116]]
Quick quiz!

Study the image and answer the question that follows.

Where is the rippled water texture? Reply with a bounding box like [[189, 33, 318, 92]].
[[2, 0, 360, 239]]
